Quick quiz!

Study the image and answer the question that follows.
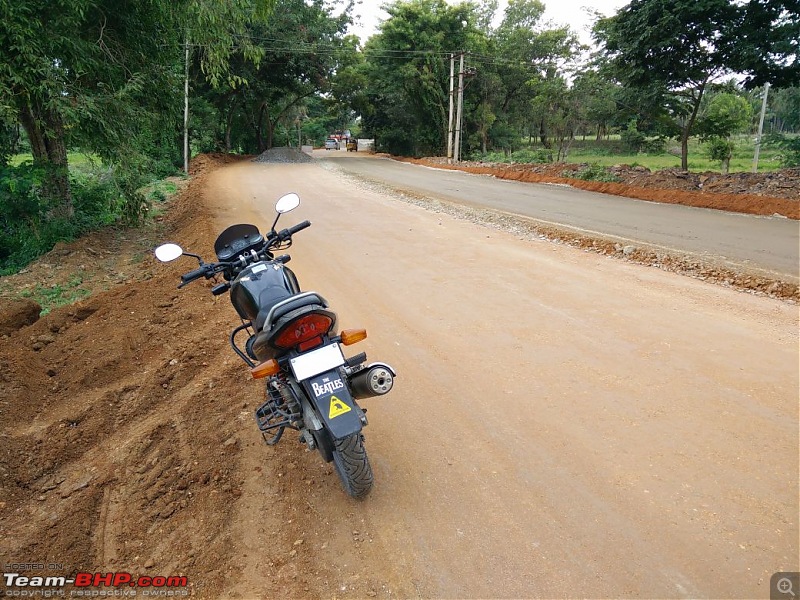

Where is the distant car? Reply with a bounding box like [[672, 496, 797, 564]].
[[325, 138, 339, 150]]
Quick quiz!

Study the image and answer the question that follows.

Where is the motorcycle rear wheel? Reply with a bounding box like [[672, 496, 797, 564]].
[[332, 433, 373, 499]]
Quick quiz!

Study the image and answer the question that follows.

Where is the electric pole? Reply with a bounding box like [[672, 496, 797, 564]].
[[183, 34, 190, 174], [454, 52, 465, 162], [752, 82, 770, 173], [447, 53, 455, 163]]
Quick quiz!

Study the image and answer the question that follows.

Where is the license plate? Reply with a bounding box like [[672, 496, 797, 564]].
[[289, 344, 345, 381]]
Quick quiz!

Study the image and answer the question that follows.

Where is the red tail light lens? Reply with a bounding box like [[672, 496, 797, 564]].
[[274, 313, 334, 349]]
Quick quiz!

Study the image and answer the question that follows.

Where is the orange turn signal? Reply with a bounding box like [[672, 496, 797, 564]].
[[251, 359, 280, 379], [340, 328, 367, 346]]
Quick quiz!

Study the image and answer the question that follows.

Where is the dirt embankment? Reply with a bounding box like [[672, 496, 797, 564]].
[[0, 154, 309, 598], [401, 157, 800, 220]]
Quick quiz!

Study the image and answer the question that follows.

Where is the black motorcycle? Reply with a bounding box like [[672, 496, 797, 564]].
[[154, 193, 395, 498]]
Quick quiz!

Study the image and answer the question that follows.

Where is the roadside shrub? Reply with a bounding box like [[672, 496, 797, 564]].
[[621, 120, 646, 153], [643, 137, 666, 154], [568, 163, 621, 183], [0, 157, 168, 275], [510, 149, 553, 163], [469, 148, 553, 163], [768, 134, 800, 167]]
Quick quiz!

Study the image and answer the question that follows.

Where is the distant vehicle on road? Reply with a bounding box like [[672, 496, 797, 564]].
[[325, 138, 339, 150], [346, 139, 357, 152]]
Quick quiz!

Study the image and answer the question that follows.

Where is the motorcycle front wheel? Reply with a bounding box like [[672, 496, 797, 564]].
[[332, 433, 373, 499]]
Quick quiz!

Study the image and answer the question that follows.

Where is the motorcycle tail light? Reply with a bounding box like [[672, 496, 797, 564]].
[[274, 313, 334, 350], [340, 328, 367, 345], [297, 335, 323, 352]]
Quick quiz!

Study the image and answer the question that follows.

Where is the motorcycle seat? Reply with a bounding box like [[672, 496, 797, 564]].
[[255, 291, 328, 332]]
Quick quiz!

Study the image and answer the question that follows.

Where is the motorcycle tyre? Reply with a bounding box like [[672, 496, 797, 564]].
[[332, 433, 373, 499]]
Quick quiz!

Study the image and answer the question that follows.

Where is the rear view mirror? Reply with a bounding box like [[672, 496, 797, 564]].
[[154, 243, 184, 262], [275, 193, 300, 214]]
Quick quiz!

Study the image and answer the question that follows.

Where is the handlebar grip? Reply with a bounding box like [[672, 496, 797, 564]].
[[287, 220, 311, 235], [180, 266, 208, 283]]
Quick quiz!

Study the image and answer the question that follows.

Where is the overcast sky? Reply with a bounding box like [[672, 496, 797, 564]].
[[342, 0, 629, 47]]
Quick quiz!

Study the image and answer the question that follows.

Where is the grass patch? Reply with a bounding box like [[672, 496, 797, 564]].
[[19, 275, 91, 315]]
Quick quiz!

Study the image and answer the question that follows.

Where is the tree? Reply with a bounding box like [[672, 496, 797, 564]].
[[360, 0, 478, 156], [700, 91, 753, 172], [0, 0, 274, 218], [471, 0, 579, 154], [595, 0, 799, 171], [191, 0, 354, 154]]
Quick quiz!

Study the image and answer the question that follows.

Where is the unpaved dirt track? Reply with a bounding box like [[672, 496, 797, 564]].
[[1, 155, 797, 599], [204, 158, 798, 598]]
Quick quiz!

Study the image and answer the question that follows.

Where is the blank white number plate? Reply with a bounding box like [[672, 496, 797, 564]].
[[290, 343, 345, 381]]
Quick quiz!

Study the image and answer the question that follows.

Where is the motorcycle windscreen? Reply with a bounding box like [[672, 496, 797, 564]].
[[302, 370, 362, 440], [214, 223, 261, 260]]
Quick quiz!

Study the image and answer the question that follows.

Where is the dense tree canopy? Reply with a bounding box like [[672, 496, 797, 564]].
[[594, 0, 799, 169]]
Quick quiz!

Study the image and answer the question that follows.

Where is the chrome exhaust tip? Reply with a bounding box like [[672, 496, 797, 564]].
[[349, 363, 395, 398]]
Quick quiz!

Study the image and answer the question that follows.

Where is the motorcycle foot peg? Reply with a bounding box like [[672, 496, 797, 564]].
[[348, 363, 395, 398]]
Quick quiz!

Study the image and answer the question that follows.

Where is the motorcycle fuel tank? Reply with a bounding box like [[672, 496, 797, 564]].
[[230, 262, 301, 323]]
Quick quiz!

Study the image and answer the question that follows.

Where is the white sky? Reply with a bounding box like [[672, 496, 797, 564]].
[[343, 0, 629, 47]]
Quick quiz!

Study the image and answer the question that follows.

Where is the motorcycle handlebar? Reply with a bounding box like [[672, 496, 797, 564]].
[[288, 220, 311, 235], [180, 265, 210, 284], [276, 220, 311, 242]]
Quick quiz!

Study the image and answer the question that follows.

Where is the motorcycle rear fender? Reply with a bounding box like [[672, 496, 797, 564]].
[[301, 369, 363, 441]]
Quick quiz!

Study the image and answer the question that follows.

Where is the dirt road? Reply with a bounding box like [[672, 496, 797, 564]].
[[1, 155, 797, 599]]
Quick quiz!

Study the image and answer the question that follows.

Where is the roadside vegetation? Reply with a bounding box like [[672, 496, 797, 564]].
[[468, 135, 789, 172], [1, 0, 797, 276]]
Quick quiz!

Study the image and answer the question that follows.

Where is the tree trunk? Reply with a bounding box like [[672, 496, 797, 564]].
[[18, 99, 73, 218], [722, 154, 730, 174], [680, 129, 690, 171], [539, 118, 550, 149], [680, 81, 708, 172], [224, 97, 239, 153], [256, 101, 267, 153]]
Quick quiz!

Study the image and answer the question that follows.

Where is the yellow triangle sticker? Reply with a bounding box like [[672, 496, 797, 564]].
[[329, 395, 352, 419]]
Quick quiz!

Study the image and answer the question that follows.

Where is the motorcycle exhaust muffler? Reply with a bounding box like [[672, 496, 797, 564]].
[[348, 363, 395, 399]]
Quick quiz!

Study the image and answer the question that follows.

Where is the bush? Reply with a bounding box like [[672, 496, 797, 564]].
[[568, 163, 621, 183], [643, 137, 666, 154], [621, 119, 646, 153], [768, 134, 800, 167], [509, 149, 553, 163], [0, 158, 162, 275]]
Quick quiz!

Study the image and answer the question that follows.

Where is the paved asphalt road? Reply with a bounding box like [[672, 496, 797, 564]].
[[320, 153, 799, 279]]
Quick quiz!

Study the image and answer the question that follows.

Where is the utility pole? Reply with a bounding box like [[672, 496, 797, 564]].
[[447, 53, 455, 163], [752, 82, 770, 173], [454, 52, 465, 163], [183, 34, 190, 174]]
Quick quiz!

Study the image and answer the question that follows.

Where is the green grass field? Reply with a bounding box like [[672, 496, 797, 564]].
[[481, 135, 787, 173], [9, 152, 101, 171]]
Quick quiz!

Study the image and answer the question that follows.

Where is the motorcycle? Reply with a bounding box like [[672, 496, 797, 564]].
[[154, 193, 395, 498]]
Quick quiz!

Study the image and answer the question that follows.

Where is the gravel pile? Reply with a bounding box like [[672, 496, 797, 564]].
[[253, 146, 313, 163]]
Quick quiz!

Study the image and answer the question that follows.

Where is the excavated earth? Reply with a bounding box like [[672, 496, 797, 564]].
[[0, 151, 797, 598]]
